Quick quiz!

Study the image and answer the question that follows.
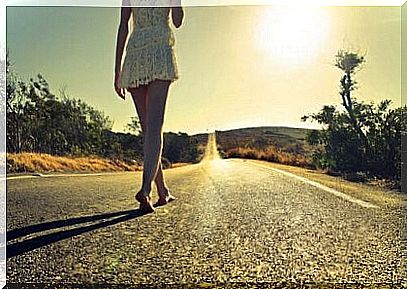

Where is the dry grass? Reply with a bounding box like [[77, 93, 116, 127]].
[[225, 146, 313, 169], [170, 162, 190, 168], [7, 152, 142, 173]]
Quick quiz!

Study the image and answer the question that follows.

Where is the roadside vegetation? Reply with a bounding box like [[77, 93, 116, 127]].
[[211, 127, 314, 168], [224, 146, 311, 168], [7, 152, 141, 173], [301, 50, 405, 190]]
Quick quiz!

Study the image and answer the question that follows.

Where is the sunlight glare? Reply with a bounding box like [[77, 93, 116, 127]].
[[257, 6, 330, 67]]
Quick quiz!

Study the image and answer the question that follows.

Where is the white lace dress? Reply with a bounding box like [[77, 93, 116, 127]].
[[119, 4, 179, 88]]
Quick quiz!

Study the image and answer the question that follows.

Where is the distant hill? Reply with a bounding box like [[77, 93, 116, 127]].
[[192, 126, 314, 155]]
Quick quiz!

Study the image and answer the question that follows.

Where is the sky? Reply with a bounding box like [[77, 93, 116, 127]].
[[5, 3, 404, 135]]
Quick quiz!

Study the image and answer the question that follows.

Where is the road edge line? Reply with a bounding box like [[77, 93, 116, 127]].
[[4, 171, 129, 180], [247, 161, 379, 209]]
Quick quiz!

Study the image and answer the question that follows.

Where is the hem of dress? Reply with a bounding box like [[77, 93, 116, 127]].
[[122, 76, 179, 89]]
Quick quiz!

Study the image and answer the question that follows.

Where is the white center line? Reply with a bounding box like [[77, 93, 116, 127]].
[[247, 161, 379, 209]]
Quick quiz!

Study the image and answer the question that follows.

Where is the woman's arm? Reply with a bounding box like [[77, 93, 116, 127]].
[[114, 5, 131, 99], [171, 0, 184, 28]]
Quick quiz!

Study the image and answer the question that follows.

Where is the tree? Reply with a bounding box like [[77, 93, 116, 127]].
[[126, 116, 141, 135], [6, 53, 31, 153], [6, 53, 114, 156]]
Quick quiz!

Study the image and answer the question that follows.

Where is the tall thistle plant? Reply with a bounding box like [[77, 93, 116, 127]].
[[334, 50, 368, 147]]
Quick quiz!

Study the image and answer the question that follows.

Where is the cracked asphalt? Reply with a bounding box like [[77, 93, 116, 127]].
[[6, 157, 407, 285]]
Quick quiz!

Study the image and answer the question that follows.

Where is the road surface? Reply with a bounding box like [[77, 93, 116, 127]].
[[6, 134, 407, 284]]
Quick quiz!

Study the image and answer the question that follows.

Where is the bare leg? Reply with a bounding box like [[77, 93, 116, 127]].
[[139, 80, 170, 196], [128, 85, 153, 212], [130, 86, 169, 197]]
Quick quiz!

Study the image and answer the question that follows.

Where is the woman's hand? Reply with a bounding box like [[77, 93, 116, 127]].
[[114, 5, 131, 100], [114, 72, 126, 100], [171, 0, 183, 28], [170, 0, 182, 6]]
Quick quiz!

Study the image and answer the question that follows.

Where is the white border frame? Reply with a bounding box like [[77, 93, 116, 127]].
[[1, 1, 406, 287]]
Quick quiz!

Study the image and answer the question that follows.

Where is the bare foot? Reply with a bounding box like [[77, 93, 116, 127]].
[[154, 190, 176, 207], [135, 191, 155, 213]]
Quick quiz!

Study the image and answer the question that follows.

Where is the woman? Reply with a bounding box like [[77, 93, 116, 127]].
[[114, 0, 184, 213]]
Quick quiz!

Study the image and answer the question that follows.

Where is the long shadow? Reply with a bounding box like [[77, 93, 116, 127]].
[[7, 209, 137, 241], [7, 209, 146, 258]]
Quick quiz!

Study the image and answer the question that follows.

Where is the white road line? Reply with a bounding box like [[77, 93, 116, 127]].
[[247, 161, 379, 209], [4, 172, 127, 180], [4, 175, 38, 180], [4, 164, 190, 181]]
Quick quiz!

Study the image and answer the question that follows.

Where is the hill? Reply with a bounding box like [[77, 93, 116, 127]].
[[191, 126, 316, 168], [192, 126, 313, 153]]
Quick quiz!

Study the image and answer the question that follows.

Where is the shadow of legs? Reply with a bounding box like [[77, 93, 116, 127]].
[[7, 209, 145, 258], [7, 209, 137, 241]]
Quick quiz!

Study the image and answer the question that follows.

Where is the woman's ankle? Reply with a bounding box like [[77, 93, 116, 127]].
[[136, 188, 151, 199], [157, 186, 169, 197]]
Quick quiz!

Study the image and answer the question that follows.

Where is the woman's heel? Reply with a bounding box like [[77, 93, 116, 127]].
[[154, 192, 176, 207], [135, 191, 155, 213]]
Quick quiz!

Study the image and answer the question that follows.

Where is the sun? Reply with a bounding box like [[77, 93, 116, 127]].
[[257, 6, 330, 67]]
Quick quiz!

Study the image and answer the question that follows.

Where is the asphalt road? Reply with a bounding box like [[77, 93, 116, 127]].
[[5, 139, 407, 284]]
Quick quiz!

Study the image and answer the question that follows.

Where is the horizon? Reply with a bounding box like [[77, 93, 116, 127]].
[[150, 124, 318, 137]]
